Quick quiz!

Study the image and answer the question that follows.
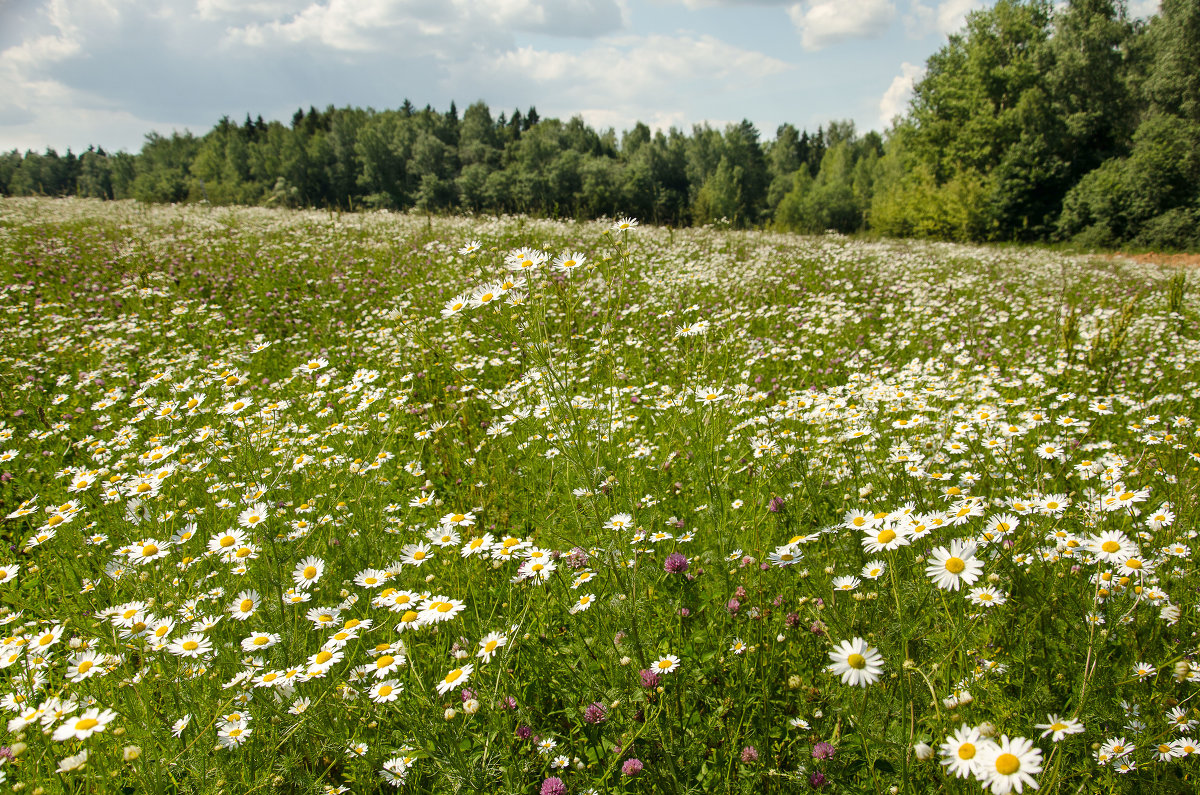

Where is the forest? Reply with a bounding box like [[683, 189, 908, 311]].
[[2, 0, 1197, 248]]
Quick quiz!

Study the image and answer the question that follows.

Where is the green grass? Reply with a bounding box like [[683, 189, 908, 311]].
[[0, 197, 1197, 794]]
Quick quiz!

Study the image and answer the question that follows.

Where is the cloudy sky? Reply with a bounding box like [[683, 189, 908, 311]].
[[0, 0, 1162, 153]]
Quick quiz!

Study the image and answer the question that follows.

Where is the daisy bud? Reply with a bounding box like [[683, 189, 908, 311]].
[[444, 708, 457, 721], [1175, 660, 1191, 682], [123, 746, 141, 762], [464, 699, 480, 714], [788, 675, 802, 690], [913, 742, 933, 761], [978, 722, 997, 738], [620, 656, 632, 666], [777, 634, 786, 643], [988, 573, 1001, 583]]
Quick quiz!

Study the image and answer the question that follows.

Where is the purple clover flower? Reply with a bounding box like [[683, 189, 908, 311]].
[[664, 552, 689, 573]]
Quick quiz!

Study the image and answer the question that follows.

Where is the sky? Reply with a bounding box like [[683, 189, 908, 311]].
[[0, 0, 1163, 153]]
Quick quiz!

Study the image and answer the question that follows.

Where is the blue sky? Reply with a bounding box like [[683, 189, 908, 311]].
[[0, 0, 1161, 153]]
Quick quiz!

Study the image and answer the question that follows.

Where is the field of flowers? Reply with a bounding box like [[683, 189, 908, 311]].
[[0, 197, 1197, 794]]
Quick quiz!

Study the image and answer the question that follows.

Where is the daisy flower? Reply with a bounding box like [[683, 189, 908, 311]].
[[552, 251, 587, 274], [968, 586, 1007, 607], [569, 593, 596, 614], [861, 560, 886, 579], [217, 723, 251, 749], [228, 590, 260, 621], [436, 663, 473, 695], [827, 637, 883, 687], [128, 538, 170, 564], [612, 216, 638, 232], [506, 247, 548, 271], [940, 723, 987, 779], [441, 294, 469, 319], [52, 707, 118, 742], [168, 633, 213, 659], [605, 513, 633, 531], [652, 654, 680, 674], [1035, 714, 1084, 742], [369, 680, 402, 703], [171, 715, 191, 737], [975, 735, 1042, 794], [925, 540, 984, 591], [401, 542, 433, 566], [237, 502, 269, 529], [293, 556, 326, 588], [862, 524, 910, 554], [241, 632, 280, 652], [66, 650, 106, 682], [369, 652, 404, 678], [477, 632, 508, 662]]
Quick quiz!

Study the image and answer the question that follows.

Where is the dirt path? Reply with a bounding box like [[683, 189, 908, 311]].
[[1109, 252, 1200, 268]]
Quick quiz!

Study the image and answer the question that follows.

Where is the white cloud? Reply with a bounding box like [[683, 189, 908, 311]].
[[878, 60, 923, 126], [224, 0, 625, 52], [1126, 0, 1160, 18], [906, 0, 985, 38], [788, 0, 895, 50], [445, 33, 789, 137], [470, 33, 790, 107]]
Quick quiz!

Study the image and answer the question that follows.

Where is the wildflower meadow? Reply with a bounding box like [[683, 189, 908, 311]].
[[0, 196, 1197, 794]]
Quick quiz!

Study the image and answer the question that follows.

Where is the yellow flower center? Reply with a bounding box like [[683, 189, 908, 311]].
[[958, 743, 976, 760], [444, 668, 463, 684], [377, 655, 395, 668], [303, 566, 317, 579], [315, 650, 333, 664], [401, 610, 419, 623], [877, 529, 896, 545], [847, 653, 867, 670], [76, 718, 99, 731], [77, 660, 93, 673], [412, 551, 425, 560], [142, 544, 158, 557], [182, 640, 199, 651], [994, 753, 1020, 775], [239, 599, 254, 612], [1125, 558, 1142, 570], [378, 685, 393, 697], [437, 603, 454, 613], [945, 557, 966, 574], [221, 537, 235, 548], [253, 636, 269, 645], [657, 660, 672, 670], [484, 640, 498, 652], [1101, 541, 1120, 553], [1050, 722, 1066, 732]]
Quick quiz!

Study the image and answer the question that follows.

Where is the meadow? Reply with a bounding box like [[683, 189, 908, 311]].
[[0, 196, 1197, 794]]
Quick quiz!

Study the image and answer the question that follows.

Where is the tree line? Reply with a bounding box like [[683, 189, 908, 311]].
[[2, 0, 1197, 249]]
